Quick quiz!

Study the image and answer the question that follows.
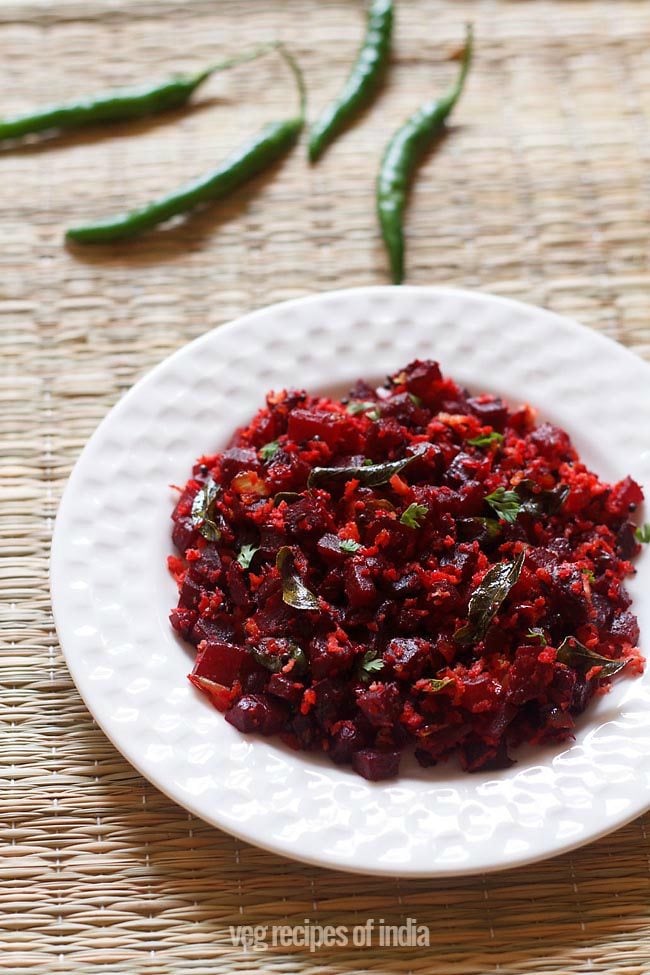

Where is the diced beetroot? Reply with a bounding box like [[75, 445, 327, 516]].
[[356, 682, 401, 728], [329, 720, 369, 764], [284, 495, 335, 537], [308, 636, 356, 679], [384, 638, 431, 681], [607, 476, 644, 516], [459, 674, 503, 714], [188, 545, 222, 585], [267, 673, 305, 703], [170, 607, 197, 640], [609, 611, 640, 647], [172, 517, 198, 553], [616, 522, 640, 561], [179, 575, 202, 610], [467, 396, 508, 432], [225, 693, 288, 735], [344, 561, 377, 608], [192, 640, 250, 688], [225, 561, 251, 610], [506, 645, 555, 706], [190, 614, 235, 646], [317, 533, 349, 565], [264, 454, 312, 493], [380, 392, 428, 426], [241, 669, 270, 694], [444, 452, 490, 488], [287, 409, 360, 452], [365, 417, 413, 458], [402, 359, 443, 404], [219, 447, 261, 482], [312, 678, 351, 729], [529, 422, 574, 461], [351, 748, 401, 781], [172, 481, 201, 521], [288, 712, 319, 749]]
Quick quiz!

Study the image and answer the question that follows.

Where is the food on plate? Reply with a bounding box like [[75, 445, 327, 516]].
[[168, 359, 644, 779]]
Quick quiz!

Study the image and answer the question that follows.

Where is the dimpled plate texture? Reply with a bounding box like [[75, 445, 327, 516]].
[[51, 286, 650, 877]]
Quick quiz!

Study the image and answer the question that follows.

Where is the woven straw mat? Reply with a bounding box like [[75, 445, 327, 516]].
[[4, 0, 650, 972]]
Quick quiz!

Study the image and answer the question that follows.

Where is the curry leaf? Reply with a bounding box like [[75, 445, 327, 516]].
[[191, 477, 221, 541], [519, 481, 570, 516], [276, 546, 320, 610], [457, 516, 502, 541], [250, 640, 308, 676], [273, 491, 302, 506], [454, 551, 526, 645], [556, 637, 628, 678], [237, 544, 259, 570], [423, 677, 454, 692], [308, 443, 429, 489]]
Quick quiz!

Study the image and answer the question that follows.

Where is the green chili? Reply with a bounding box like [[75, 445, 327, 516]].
[[66, 47, 306, 244], [377, 24, 473, 284], [308, 0, 393, 162], [0, 46, 273, 142]]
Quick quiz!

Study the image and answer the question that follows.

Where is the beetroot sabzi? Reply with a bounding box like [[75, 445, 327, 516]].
[[168, 359, 645, 780]]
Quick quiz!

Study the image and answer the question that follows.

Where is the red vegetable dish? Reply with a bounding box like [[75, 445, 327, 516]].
[[168, 359, 645, 780]]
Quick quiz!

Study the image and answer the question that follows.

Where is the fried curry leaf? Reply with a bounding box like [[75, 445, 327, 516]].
[[457, 516, 502, 542], [556, 636, 628, 678], [308, 443, 429, 489], [276, 546, 320, 610], [250, 640, 308, 676], [191, 477, 221, 541], [423, 677, 454, 693], [273, 491, 302, 506], [519, 480, 570, 516], [454, 551, 526, 645]]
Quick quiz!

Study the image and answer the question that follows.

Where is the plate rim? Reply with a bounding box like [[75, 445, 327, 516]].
[[50, 284, 650, 877]]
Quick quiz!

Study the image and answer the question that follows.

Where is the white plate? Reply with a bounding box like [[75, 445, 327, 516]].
[[51, 286, 650, 877]]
